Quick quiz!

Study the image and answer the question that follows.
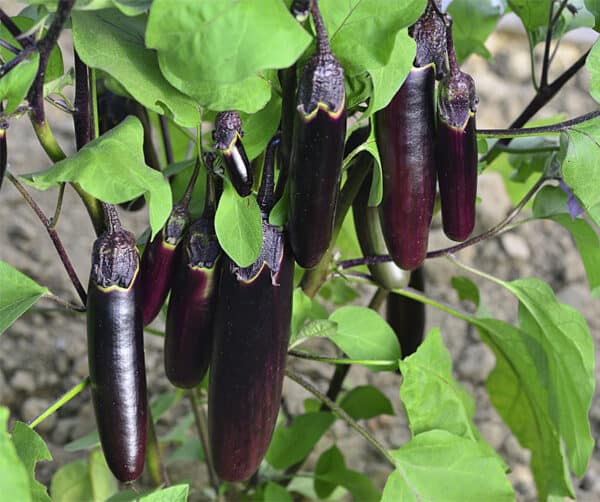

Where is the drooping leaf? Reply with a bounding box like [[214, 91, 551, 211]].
[[214, 182, 263, 267], [22, 116, 172, 239], [12, 422, 52, 502], [72, 9, 199, 127], [0, 261, 49, 336]]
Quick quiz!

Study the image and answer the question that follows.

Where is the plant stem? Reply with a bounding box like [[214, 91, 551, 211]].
[[28, 377, 90, 428], [289, 350, 395, 367], [145, 406, 170, 487], [73, 50, 91, 150], [336, 174, 547, 270], [311, 0, 331, 55], [190, 391, 219, 494], [49, 182, 65, 230], [46, 293, 85, 312], [285, 369, 396, 468], [159, 115, 174, 165], [7, 172, 87, 305], [0, 45, 35, 77], [0, 9, 31, 46]]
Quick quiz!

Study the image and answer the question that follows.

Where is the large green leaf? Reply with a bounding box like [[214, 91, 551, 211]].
[[12, 423, 52, 502], [50, 461, 94, 502], [448, 0, 506, 60], [214, 182, 263, 267], [339, 385, 394, 421], [239, 94, 282, 160], [23, 116, 172, 239], [72, 9, 199, 127], [0, 53, 39, 114], [0, 410, 30, 502], [146, 0, 312, 85], [328, 306, 401, 370], [533, 185, 600, 297], [386, 430, 513, 501], [0, 261, 49, 336], [88, 449, 118, 501]]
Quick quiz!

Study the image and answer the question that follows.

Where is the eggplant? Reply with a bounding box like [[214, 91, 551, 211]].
[[140, 159, 201, 326], [287, 0, 346, 269], [214, 111, 253, 197], [0, 116, 6, 190], [352, 153, 410, 291], [436, 18, 478, 242], [164, 174, 221, 388], [375, 4, 447, 270], [87, 205, 146, 482], [208, 135, 294, 482], [386, 267, 426, 358]]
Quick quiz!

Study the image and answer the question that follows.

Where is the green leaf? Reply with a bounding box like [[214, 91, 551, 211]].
[[508, 0, 552, 37], [560, 113, 600, 217], [50, 461, 94, 502], [381, 471, 405, 502], [166, 439, 204, 465], [214, 182, 263, 267], [586, 0, 600, 30], [291, 288, 313, 338], [239, 94, 282, 160], [451, 276, 492, 318], [314, 445, 381, 501], [0, 261, 49, 336], [266, 412, 336, 470], [290, 319, 338, 349], [0, 410, 31, 502], [448, 0, 506, 61], [365, 124, 383, 207], [12, 422, 52, 502], [146, 0, 312, 85], [263, 482, 292, 502], [64, 430, 99, 453], [112, 0, 152, 16], [339, 385, 394, 420], [533, 186, 600, 297], [399, 330, 482, 441], [0, 52, 39, 113], [365, 30, 415, 116], [23, 116, 172, 239], [88, 449, 118, 501], [389, 430, 514, 501], [328, 306, 401, 371], [139, 485, 189, 502], [319, 277, 359, 306], [72, 9, 199, 127], [150, 391, 181, 421]]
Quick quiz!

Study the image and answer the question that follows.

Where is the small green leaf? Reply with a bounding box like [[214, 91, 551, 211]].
[[290, 288, 313, 338], [450, 276, 491, 317], [314, 445, 381, 501], [12, 422, 52, 502], [0, 261, 49, 336], [507, 1, 552, 41], [0, 410, 31, 502], [50, 461, 94, 502], [290, 319, 338, 349], [339, 385, 394, 420], [319, 277, 359, 306], [266, 412, 335, 470], [166, 439, 204, 465], [389, 430, 514, 501], [23, 116, 172, 239], [88, 449, 117, 501], [64, 430, 99, 453], [146, 0, 312, 85], [214, 182, 263, 267], [264, 482, 292, 502], [139, 485, 189, 502], [365, 125, 383, 207], [150, 392, 181, 421], [0, 52, 39, 113], [328, 306, 401, 371], [72, 9, 199, 127]]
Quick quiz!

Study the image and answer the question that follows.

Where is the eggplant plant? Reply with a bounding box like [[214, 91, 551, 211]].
[[1, 1, 599, 501]]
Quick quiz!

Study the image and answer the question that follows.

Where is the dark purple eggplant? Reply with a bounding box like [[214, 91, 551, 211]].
[[214, 111, 253, 197], [164, 174, 222, 388], [352, 154, 410, 291], [436, 18, 478, 242], [375, 4, 447, 271], [287, 0, 346, 269], [140, 159, 202, 326], [386, 267, 426, 358], [208, 136, 294, 482], [87, 205, 146, 482]]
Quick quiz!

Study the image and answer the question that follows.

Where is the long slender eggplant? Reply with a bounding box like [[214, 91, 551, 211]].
[[87, 204, 147, 482], [208, 136, 293, 482], [140, 158, 202, 326], [386, 267, 426, 358], [436, 17, 478, 242], [214, 111, 253, 197], [164, 173, 222, 389], [287, 0, 346, 269], [352, 154, 410, 291], [375, 2, 446, 270]]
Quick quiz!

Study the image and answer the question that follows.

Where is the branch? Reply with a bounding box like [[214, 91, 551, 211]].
[[190, 391, 219, 494], [28, 377, 90, 428]]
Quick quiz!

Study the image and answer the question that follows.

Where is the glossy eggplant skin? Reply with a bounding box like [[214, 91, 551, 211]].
[[140, 205, 189, 326], [208, 223, 294, 482], [288, 104, 346, 268], [386, 267, 425, 358], [375, 64, 436, 271], [214, 111, 253, 197], [87, 229, 147, 482], [352, 156, 409, 291], [436, 113, 477, 241], [164, 217, 221, 388]]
